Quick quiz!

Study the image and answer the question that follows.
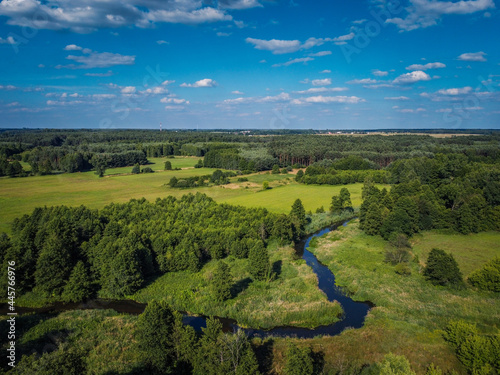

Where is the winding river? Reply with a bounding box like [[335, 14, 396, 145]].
[[1, 221, 372, 338]]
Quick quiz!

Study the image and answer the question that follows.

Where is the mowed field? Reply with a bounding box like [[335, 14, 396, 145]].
[[0, 157, 384, 234]]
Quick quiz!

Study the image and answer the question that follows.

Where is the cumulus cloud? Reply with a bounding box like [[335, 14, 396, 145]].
[[320, 70, 331, 74], [0, 0, 235, 33], [392, 71, 431, 84], [222, 92, 291, 105], [245, 37, 329, 54], [312, 78, 331, 86], [0, 85, 17, 90], [457, 52, 487, 62], [180, 78, 217, 88], [372, 70, 388, 77], [161, 97, 190, 104], [218, 0, 262, 10], [406, 62, 446, 70], [386, 0, 495, 31], [58, 47, 135, 69], [272, 57, 314, 67], [436, 87, 473, 95], [121, 86, 136, 94]]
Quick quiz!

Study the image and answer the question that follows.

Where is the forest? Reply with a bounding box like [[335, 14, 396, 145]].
[[0, 129, 499, 375]]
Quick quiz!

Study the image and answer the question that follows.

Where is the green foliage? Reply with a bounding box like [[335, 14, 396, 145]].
[[141, 166, 154, 173], [290, 199, 307, 233], [248, 241, 271, 281], [283, 343, 314, 375], [340, 187, 353, 209], [296, 169, 304, 182], [12, 345, 87, 375], [137, 300, 177, 374], [394, 263, 411, 276], [425, 364, 443, 375], [377, 353, 416, 375], [443, 320, 499, 374], [165, 160, 173, 170], [467, 257, 500, 292], [330, 196, 343, 214], [131, 163, 140, 174], [212, 261, 232, 302], [272, 164, 281, 174], [424, 248, 464, 287], [262, 181, 269, 190], [61, 261, 94, 302]]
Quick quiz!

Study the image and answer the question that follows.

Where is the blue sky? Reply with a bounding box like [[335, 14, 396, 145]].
[[0, 0, 499, 130]]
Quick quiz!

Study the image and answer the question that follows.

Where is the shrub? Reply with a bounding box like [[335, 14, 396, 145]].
[[468, 257, 500, 292], [142, 167, 154, 173], [424, 248, 463, 287], [394, 263, 411, 276]]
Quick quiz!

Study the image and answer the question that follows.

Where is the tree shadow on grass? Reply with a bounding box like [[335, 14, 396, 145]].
[[230, 277, 252, 299], [254, 338, 274, 375]]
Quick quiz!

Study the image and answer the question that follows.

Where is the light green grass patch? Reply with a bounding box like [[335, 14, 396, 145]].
[[411, 231, 500, 276]]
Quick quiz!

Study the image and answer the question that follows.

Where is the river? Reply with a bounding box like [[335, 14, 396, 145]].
[[1, 221, 372, 338]]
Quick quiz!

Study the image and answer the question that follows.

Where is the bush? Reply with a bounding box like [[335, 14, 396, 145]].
[[142, 167, 154, 173], [468, 257, 500, 292], [424, 248, 463, 287], [238, 177, 249, 182], [394, 263, 411, 276]]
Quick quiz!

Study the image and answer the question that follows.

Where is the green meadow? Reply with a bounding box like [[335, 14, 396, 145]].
[[297, 220, 500, 374], [0, 157, 383, 233], [132, 242, 342, 329]]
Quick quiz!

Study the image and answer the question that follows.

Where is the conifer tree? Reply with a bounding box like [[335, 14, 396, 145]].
[[212, 261, 232, 302], [248, 242, 271, 281], [62, 261, 94, 302]]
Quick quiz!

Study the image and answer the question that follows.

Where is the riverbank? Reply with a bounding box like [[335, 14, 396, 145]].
[[300, 219, 500, 374]]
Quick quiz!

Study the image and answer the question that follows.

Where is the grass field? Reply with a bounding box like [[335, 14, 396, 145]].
[[132, 242, 342, 329], [293, 221, 500, 374], [0, 157, 383, 234]]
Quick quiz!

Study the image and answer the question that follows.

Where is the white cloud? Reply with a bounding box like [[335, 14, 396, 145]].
[[398, 108, 426, 113], [180, 78, 217, 88], [0, 36, 16, 44], [92, 94, 116, 99], [60, 47, 135, 69], [312, 78, 331, 86], [385, 96, 410, 100], [216, 32, 231, 37], [406, 62, 446, 70], [161, 97, 190, 104], [218, 0, 262, 10], [232, 90, 244, 95], [393, 71, 431, 84], [272, 57, 314, 67], [320, 70, 331, 74], [222, 92, 291, 105], [121, 86, 136, 94], [348, 78, 378, 84], [156, 40, 169, 45], [372, 70, 388, 77], [309, 51, 332, 57], [457, 52, 487, 62], [141, 87, 169, 95], [294, 87, 348, 94], [161, 80, 175, 86], [85, 70, 113, 77], [0, 85, 17, 90], [386, 0, 495, 31], [64, 44, 82, 51], [436, 108, 452, 113], [0, 0, 235, 32], [437, 86, 473, 95], [332, 32, 355, 46], [301, 95, 365, 104], [245, 37, 330, 54]]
